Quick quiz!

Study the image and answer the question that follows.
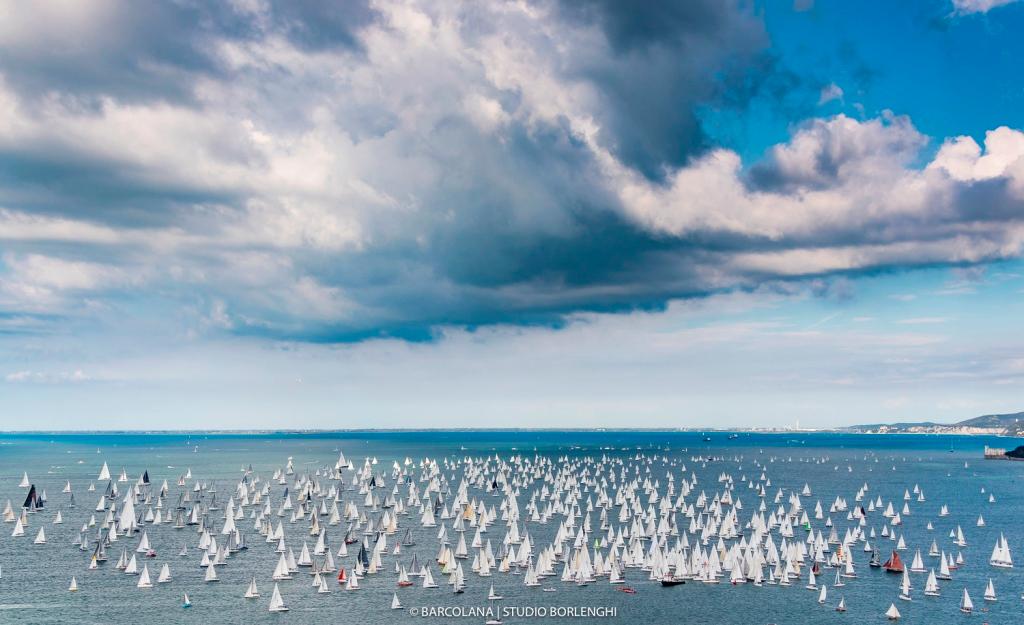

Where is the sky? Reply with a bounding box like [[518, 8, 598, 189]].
[[2, 0, 1024, 430]]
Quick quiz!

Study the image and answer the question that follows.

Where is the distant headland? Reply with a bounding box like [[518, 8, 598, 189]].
[[842, 411, 1024, 436]]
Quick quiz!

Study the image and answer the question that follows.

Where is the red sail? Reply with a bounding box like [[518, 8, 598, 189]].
[[882, 551, 904, 573]]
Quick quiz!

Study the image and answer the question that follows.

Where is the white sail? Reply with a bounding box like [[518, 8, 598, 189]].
[[68, 576, 78, 592], [984, 578, 996, 601], [268, 583, 288, 612], [391, 593, 403, 609], [158, 563, 171, 583], [137, 565, 153, 588], [899, 569, 911, 600], [885, 603, 900, 620], [960, 588, 974, 612], [245, 577, 260, 598]]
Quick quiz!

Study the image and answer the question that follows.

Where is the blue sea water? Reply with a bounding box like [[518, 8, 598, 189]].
[[0, 430, 1022, 624]]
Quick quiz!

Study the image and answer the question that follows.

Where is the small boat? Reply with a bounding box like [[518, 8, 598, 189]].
[[885, 603, 901, 620], [989, 533, 1013, 568], [898, 569, 911, 601], [488, 584, 503, 600], [817, 585, 827, 604], [68, 577, 78, 592], [182, 593, 192, 609], [391, 593, 403, 610], [984, 578, 997, 602], [923, 569, 940, 597], [245, 576, 260, 598], [882, 550, 904, 573], [960, 587, 973, 613], [137, 565, 153, 589], [268, 583, 288, 612], [836, 597, 846, 612], [619, 587, 637, 594]]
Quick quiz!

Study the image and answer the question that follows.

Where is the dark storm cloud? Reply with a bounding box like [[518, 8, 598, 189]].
[[553, 0, 770, 178]]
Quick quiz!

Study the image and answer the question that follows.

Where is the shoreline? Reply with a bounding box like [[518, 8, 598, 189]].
[[0, 427, 1020, 437]]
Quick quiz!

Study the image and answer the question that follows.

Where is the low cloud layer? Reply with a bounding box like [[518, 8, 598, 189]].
[[1, 0, 1023, 343]]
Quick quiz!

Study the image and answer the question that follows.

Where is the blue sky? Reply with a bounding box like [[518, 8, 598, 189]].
[[2, 0, 1024, 429]]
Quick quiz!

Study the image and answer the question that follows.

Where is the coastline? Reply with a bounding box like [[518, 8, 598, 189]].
[[0, 427, 1021, 437]]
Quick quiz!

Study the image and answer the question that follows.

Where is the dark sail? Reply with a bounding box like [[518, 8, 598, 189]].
[[22, 485, 37, 509]]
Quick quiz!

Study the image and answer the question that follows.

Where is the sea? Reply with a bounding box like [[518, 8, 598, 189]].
[[0, 430, 1022, 624]]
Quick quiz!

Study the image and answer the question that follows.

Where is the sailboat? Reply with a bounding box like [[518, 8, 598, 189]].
[[960, 587, 974, 613], [882, 550, 904, 573], [806, 569, 817, 590], [833, 568, 844, 587], [817, 585, 827, 604], [158, 564, 171, 583], [898, 569, 911, 601], [989, 533, 1013, 568], [423, 567, 438, 588], [204, 563, 219, 582], [245, 576, 260, 598], [885, 603, 901, 620], [984, 578, 997, 602], [488, 583, 504, 600], [268, 583, 289, 612], [909, 549, 925, 572], [835, 596, 846, 612], [937, 552, 952, 580], [923, 569, 940, 597], [391, 593, 404, 610], [137, 565, 153, 588], [182, 593, 192, 609], [68, 576, 79, 592]]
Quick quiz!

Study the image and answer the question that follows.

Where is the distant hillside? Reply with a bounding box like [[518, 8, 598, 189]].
[[846, 411, 1024, 436], [959, 412, 1024, 431]]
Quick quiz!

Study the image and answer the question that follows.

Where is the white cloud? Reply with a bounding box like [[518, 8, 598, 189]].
[[0, 0, 1021, 342], [951, 0, 1020, 15], [818, 82, 843, 105], [4, 369, 92, 383], [930, 126, 1024, 183]]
